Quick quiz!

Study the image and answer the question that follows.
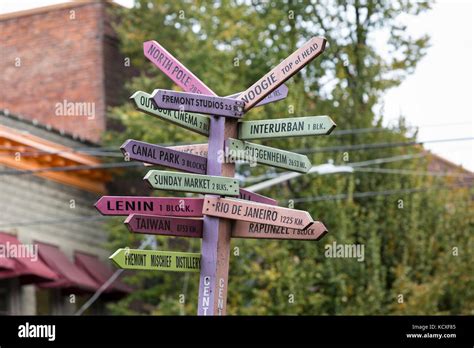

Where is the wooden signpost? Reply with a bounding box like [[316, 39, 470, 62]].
[[121, 139, 207, 174], [125, 214, 203, 238], [226, 138, 312, 173], [202, 197, 314, 230], [110, 248, 201, 272], [238, 116, 336, 140], [144, 170, 240, 196], [152, 89, 245, 118], [99, 36, 331, 316], [95, 196, 204, 217]]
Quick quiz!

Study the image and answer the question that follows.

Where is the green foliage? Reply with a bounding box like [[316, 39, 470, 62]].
[[103, 0, 473, 315]]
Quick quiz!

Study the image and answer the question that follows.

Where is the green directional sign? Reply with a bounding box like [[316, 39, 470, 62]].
[[130, 91, 210, 136], [238, 116, 336, 140], [144, 170, 240, 196], [226, 138, 311, 173], [109, 248, 201, 272]]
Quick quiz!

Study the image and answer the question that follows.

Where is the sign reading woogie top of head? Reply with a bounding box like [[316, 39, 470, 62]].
[[238, 37, 326, 111]]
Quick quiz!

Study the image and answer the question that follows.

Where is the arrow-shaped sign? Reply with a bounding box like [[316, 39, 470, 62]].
[[238, 116, 336, 140], [226, 84, 289, 108], [239, 37, 326, 111], [152, 89, 244, 118], [110, 248, 201, 272], [226, 138, 311, 173], [144, 170, 240, 196], [95, 196, 204, 216], [121, 139, 207, 174], [125, 214, 203, 238], [202, 197, 313, 230], [238, 188, 277, 206], [130, 91, 210, 136], [232, 220, 327, 240]]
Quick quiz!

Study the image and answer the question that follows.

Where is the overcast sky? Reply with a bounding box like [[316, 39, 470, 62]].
[[1, 0, 472, 170]]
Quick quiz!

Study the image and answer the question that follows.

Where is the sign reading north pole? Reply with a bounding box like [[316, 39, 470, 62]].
[[238, 116, 336, 140], [110, 248, 201, 272], [202, 197, 314, 230], [152, 89, 245, 118]]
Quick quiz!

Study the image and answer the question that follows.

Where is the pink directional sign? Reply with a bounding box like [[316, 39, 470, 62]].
[[238, 188, 277, 206], [125, 214, 203, 238], [152, 89, 244, 118], [95, 196, 204, 217], [144, 40, 214, 95], [226, 84, 289, 108], [202, 197, 313, 230], [121, 139, 207, 174], [169, 143, 208, 157], [232, 221, 328, 240]]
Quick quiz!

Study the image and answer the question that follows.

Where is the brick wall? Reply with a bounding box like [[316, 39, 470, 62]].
[[0, 2, 131, 144]]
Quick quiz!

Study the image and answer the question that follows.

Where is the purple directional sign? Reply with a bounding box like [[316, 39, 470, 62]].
[[238, 189, 277, 206], [121, 139, 207, 174], [95, 196, 204, 217], [152, 89, 244, 118], [125, 214, 203, 238]]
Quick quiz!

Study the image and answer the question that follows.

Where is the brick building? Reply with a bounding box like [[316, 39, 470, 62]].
[[0, 1, 132, 314]]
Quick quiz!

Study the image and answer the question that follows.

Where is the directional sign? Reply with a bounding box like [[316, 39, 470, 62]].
[[152, 89, 244, 118], [110, 248, 201, 272], [169, 143, 208, 157], [94, 196, 204, 217], [125, 214, 203, 238], [239, 188, 277, 206], [239, 37, 326, 111], [202, 197, 313, 230], [238, 116, 336, 140], [121, 139, 207, 174], [232, 221, 327, 240], [226, 138, 311, 173], [144, 170, 240, 196], [130, 91, 210, 136], [226, 84, 289, 108], [144, 40, 215, 95]]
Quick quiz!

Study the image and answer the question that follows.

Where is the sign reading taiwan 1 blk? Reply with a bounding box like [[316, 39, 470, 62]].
[[94, 196, 204, 217], [125, 214, 203, 238], [226, 138, 311, 173], [232, 220, 328, 240], [202, 197, 314, 230], [152, 89, 244, 118], [110, 249, 201, 272], [238, 116, 336, 140], [144, 170, 240, 196], [130, 91, 210, 136], [239, 37, 326, 111], [121, 139, 207, 174]]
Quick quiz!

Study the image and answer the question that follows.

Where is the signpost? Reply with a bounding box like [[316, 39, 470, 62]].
[[95, 196, 204, 217], [232, 220, 328, 240], [98, 36, 331, 316], [144, 170, 240, 196], [152, 89, 245, 118], [202, 197, 314, 230], [238, 116, 336, 140], [121, 139, 207, 174], [226, 138, 312, 173], [130, 91, 210, 136], [238, 37, 326, 110], [125, 214, 203, 238], [110, 248, 201, 272]]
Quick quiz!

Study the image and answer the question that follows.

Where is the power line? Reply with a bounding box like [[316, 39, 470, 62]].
[[0, 161, 144, 175], [353, 167, 474, 178]]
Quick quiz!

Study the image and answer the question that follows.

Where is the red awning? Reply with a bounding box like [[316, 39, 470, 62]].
[[0, 232, 58, 285], [74, 252, 133, 299], [36, 242, 99, 294]]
